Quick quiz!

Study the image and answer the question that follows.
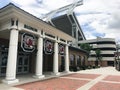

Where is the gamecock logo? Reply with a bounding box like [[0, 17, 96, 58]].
[[59, 44, 65, 55], [21, 33, 35, 52], [44, 39, 54, 54]]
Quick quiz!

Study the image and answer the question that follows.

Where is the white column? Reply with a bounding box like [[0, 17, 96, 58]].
[[65, 44, 70, 73], [53, 41, 60, 75], [33, 36, 44, 78], [2, 29, 19, 84]]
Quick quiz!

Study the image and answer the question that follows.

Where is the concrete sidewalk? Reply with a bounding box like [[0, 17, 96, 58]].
[[0, 84, 23, 90], [76, 66, 120, 75]]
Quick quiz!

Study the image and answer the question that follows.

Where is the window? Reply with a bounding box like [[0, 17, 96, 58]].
[[70, 54, 75, 66], [76, 55, 81, 66], [81, 56, 86, 66]]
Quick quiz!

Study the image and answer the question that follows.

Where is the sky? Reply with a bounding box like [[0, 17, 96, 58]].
[[0, 0, 120, 43]]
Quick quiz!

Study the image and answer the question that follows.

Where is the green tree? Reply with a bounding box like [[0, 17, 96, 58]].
[[79, 43, 93, 68], [95, 49, 102, 66], [79, 43, 92, 58]]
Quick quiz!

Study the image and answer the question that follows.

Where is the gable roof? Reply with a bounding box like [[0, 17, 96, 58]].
[[0, 3, 75, 41]]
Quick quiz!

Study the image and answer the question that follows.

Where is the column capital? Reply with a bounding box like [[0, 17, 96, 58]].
[[54, 36, 60, 43], [36, 33, 44, 39], [10, 27, 19, 31], [37, 30, 45, 38], [53, 38, 58, 43], [39, 35, 44, 39], [65, 40, 72, 46]]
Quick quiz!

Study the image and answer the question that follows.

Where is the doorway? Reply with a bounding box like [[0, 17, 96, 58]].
[[16, 52, 30, 74], [59, 56, 65, 72], [43, 54, 53, 72]]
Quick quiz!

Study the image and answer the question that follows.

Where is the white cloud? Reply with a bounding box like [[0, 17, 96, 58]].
[[8, 0, 120, 42], [10, 0, 75, 17], [108, 11, 120, 29], [41, 0, 73, 10], [11, 0, 35, 6], [75, 0, 120, 42]]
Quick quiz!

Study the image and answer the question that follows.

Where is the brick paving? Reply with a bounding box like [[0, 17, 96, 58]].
[[15, 73, 120, 90], [63, 73, 100, 79], [14, 67, 120, 90], [89, 75, 120, 90], [16, 77, 89, 90], [103, 75, 120, 82], [89, 82, 120, 90]]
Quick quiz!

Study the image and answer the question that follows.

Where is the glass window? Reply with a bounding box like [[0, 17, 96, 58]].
[[1, 67, 6, 74], [1, 56, 7, 66], [24, 57, 29, 65], [18, 57, 23, 65], [70, 54, 75, 66], [77, 56, 81, 66], [24, 67, 28, 72], [81, 56, 86, 66], [18, 67, 22, 72]]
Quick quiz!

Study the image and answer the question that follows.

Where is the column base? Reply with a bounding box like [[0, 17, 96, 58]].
[[64, 71, 70, 73], [33, 75, 45, 79], [2, 79, 19, 84], [52, 72, 60, 76]]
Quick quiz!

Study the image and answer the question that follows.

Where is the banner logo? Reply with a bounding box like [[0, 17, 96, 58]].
[[59, 44, 65, 55], [21, 33, 35, 52], [44, 39, 54, 54]]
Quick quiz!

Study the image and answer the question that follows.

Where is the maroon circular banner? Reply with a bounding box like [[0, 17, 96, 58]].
[[21, 33, 35, 52], [59, 44, 65, 55], [44, 39, 54, 54]]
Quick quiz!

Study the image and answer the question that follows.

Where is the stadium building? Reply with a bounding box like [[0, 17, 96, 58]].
[[0, 3, 88, 84]]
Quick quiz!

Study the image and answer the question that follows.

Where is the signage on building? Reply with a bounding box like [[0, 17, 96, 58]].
[[59, 44, 65, 55], [21, 33, 35, 52], [44, 39, 54, 54], [24, 24, 37, 32]]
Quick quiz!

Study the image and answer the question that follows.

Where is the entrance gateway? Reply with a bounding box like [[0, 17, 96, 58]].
[[0, 28, 70, 85], [0, 33, 66, 76], [0, 28, 70, 84], [0, 3, 73, 84], [0, 32, 35, 76]]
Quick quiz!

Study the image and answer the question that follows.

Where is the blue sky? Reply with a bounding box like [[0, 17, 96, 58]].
[[0, 0, 120, 43], [0, 0, 10, 8]]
